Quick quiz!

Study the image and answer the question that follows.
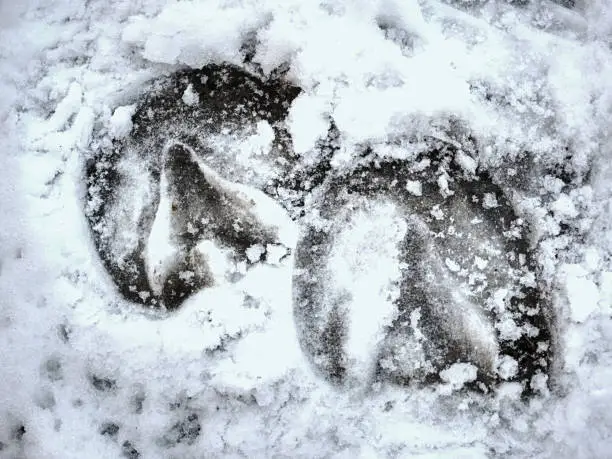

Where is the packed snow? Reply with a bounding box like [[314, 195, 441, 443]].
[[1, 0, 612, 458]]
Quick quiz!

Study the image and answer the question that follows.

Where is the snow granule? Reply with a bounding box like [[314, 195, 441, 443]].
[[181, 83, 199, 106], [439, 363, 478, 389], [497, 355, 519, 380], [482, 193, 499, 209], [560, 264, 600, 323], [109, 105, 136, 140], [405, 179, 422, 196]]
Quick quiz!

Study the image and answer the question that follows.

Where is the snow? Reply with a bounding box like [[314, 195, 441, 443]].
[[1, 0, 612, 457], [109, 105, 136, 140], [405, 179, 423, 196], [181, 84, 199, 107], [560, 264, 600, 323], [327, 201, 405, 385], [439, 362, 478, 392]]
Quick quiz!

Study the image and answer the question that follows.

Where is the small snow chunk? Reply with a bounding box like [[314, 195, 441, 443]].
[[253, 385, 275, 407], [519, 272, 537, 287], [474, 256, 488, 270], [482, 193, 499, 209], [530, 373, 549, 395], [519, 271, 536, 288], [491, 288, 509, 313], [561, 264, 599, 323], [497, 314, 522, 341], [265, 244, 288, 265], [497, 355, 518, 379], [455, 150, 477, 174], [439, 363, 478, 390], [410, 158, 431, 172], [288, 94, 329, 154], [551, 193, 579, 219], [246, 244, 265, 263], [437, 174, 454, 198], [182, 83, 199, 106], [542, 175, 564, 194], [445, 258, 461, 273], [405, 180, 422, 196], [109, 105, 136, 139], [430, 205, 444, 220]]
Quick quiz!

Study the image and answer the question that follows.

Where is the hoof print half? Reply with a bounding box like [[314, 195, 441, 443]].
[[85, 64, 300, 310], [291, 155, 553, 396]]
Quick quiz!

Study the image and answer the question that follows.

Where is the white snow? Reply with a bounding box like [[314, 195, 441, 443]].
[[145, 172, 177, 295], [245, 244, 266, 264], [560, 264, 600, 323], [108, 105, 136, 140], [181, 83, 199, 107], [455, 150, 478, 175], [482, 192, 499, 209], [327, 200, 404, 385], [439, 362, 478, 391], [497, 355, 519, 380], [2, 0, 612, 457], [405, 179, 423, 196], [287, 93, 330, 155]]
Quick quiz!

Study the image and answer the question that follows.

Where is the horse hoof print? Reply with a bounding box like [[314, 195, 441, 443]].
[[85, 63, 554, 396]]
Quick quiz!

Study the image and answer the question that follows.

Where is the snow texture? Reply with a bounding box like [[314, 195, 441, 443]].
[[1, 0, 612, 458]]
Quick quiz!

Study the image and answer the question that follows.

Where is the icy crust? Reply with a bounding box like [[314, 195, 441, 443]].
[[85, 64, 301, 309], [292, 146, 552, 394]]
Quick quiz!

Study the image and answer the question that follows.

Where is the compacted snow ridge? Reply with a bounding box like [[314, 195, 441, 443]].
[[1, 0, 612, 457]]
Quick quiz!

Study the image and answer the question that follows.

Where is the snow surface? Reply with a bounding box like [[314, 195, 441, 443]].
[[1, 0, 612, 457]]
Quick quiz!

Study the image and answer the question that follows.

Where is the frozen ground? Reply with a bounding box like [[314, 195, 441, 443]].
[[1, 0, 612, 457]]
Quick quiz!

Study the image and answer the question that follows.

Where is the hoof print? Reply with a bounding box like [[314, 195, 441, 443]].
[[291, 154, 553, 395], [85, 64, 300, 310]]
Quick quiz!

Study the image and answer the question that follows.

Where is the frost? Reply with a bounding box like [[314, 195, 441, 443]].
[[326, 201, 405, 383]]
